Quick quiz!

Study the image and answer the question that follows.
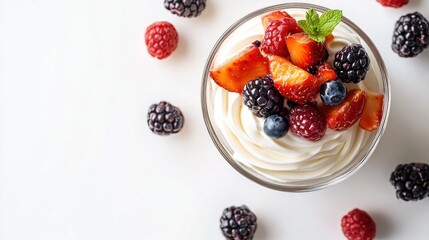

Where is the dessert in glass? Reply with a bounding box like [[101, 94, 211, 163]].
[[201, 3, 390, 192]]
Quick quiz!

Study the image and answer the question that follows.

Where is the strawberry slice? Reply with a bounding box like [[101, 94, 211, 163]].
[[359, 91, 384, 132], [261, 10, 293, 30], [316, 63, 337, 83], [210, 44, 269, 93], [286, 32, 327, 70], [267, 54, 320, 104], [321, 89, 367, 131]]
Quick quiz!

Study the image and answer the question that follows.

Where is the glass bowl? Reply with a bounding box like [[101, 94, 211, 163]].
[[201, 3, 390, 192]]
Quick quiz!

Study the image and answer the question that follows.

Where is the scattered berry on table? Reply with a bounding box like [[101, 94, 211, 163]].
[[147, 101, 184, 136], [263, 114, 289, 138], [220, 205, 257, 240], [261, 17, 301, 58], [164, 0, 206, 18], [376, 0, 409, 8], [320, 79, 347, 107], [392, 12, 429, 58], [145, 21, 178, 60], [390, 163, 429, 201], [333, 44, 370, 83], [242, 77, 284, 118], [289, 103, 327, 142], [341, 208, 376, 240]]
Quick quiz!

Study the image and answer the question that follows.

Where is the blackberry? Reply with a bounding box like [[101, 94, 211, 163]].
[[220, 205, 257, 240], [164, 0, 206, 18], [147, 101, 184, 136], [390, 163, 429, 201], [392, 12, 429, 57], [333, 44, 370, 83], [242, 77, 284, 118]]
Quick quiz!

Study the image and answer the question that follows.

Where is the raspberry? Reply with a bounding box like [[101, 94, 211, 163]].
[[289, 103, 326, 142], [341, 208, 376, 240], [145, 21, 178, 59], [261, 17, 299, 57], [376, 0, 409, 8]]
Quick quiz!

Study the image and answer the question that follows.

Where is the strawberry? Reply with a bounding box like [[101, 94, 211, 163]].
[[286, 32, 327, 70], [261, 10, 293, 30], [359, 91, 384, 132], [267, 54, 320, 104], [210, 44, 269, 93], [315, 63, 337, 83], [321, 89, 367, 131]]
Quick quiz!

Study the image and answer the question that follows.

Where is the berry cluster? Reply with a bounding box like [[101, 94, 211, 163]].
[[210, 9, 384, 142]]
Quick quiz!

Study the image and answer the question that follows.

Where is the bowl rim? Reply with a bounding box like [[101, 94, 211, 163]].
[[200, 2, 391, 192]]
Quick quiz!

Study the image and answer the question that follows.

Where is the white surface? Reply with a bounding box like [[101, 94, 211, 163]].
[[1, 0, 429, 239]]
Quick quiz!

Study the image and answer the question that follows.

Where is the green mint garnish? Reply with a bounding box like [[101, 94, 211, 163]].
[[298, 9, 342, 42]]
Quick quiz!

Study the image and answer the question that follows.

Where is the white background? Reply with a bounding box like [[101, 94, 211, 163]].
[[1, 0, 429, 239]]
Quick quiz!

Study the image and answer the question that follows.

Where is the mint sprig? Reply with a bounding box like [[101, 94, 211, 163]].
[[298, 9, 342, 42]]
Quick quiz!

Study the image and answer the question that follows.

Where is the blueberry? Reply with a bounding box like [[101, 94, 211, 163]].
[[263, 114, 289, 138], [320, 79, 347, 106]]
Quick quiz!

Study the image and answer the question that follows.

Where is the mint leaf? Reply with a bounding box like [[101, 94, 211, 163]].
[[319, 10, 342, 36], [298, 20, 313, 35], [306, 9, 319, 27], [298, 9, 343, 42]]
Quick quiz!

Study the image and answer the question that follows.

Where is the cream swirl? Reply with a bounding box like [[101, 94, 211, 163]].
[[210, 11, 377, 182]]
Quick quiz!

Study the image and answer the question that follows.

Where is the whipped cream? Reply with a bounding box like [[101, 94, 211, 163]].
[[210, 10, 378, 182]]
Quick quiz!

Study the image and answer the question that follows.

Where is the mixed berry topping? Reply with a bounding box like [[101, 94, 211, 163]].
[[242, 77, 284, 118], [145, 21, 179, 59], [392, 12, 429, 58], [209, 9, 385, 142], [333, 44, 370, 83], [341, 208, 376, 240], [289, 103, 327, 142], [220, 205, 257, 240], [390, 163, 429, 201], [147, 101, 184, 135], [263, 114, 289, 138], [164, 0, 206, 18]]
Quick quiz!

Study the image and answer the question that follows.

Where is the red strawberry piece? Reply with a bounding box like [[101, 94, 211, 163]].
[[261, 17, 301, 58], [320, 89, 367, 131], [261, 10, 293, 30], [210, 44, 269, 93], [341, 208, 376, 240], [315, 63, 337, 83], [376, 0, 409, 8], [267, 54, 320, 104], [289, 103, 327, 141], [359, 91, 384, 132], [145, 21, 179, 59], [325, 33, 335, 44], [286, 32, 327, 70]]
